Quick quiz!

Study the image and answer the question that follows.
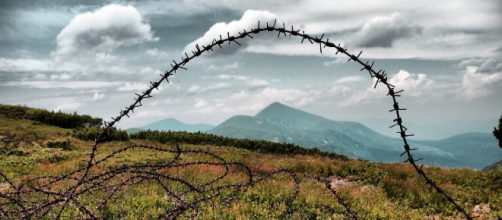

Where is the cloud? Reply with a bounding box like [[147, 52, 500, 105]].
[[323, 58, 345, 67], [183, 10, 277, 55], [208, 62, 240, 71], [475, 58, 502, 73], [340, 70, 434, 106], [334, 76, 366, 84], [0, 58, 52, 72], [54, 4, 156, 59], [461, 66, 502, 100], [215, 74, 269, 87], [187, 82, 231, 94], [194, 86, 319, 115], [194, 99, 209, 108], [388, 70, 434, 97], [458, 50, 502, 99], [191, 1, 498, 59], [260, 87, 317, 106], [91, 92, 105, 102], [54, 101, 81, 112], [1, 81, 118, 89], [352, 13, 422, 48], [145, 48, 169, 59], [495, 46, 502, 54], [117, 82, 149, 92], [248, 79, 269, 87], [216, 74, 249, 80], [133, 110, 170, 119], [49, 73, 72, 81]]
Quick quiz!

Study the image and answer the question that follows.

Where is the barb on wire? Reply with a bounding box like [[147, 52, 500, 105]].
[[0, 18, 472, 219], [321, 177, 359, 220]]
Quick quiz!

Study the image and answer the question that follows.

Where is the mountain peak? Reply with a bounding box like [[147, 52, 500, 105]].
[[160, 118, 181, 123], [256, 102, 300, 117], [269, 101, 287, 107], [255, 102, 328, 129]]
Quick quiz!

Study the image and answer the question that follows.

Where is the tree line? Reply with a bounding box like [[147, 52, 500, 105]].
[[130, 130, 348, 160], [0, 104, 101, 128]]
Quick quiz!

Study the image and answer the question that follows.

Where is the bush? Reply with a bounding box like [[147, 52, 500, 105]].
[[0, 104, 102, 129], [0, 104, 28, 119], [26, 109, 102, 129], [72, 127, 129, 142], [130, 130, 347, 160], [46, 139, 72, 150]]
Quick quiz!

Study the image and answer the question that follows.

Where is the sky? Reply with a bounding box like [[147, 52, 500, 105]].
[[0, 0, 501, 140]]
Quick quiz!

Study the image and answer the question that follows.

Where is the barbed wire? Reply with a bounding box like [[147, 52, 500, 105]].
[[0, 143, 302, 219], [0, 19, 472, 219]]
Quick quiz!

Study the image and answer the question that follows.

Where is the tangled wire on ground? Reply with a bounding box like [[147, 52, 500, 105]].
[[0, 19, 471, 219], [0, 143, 303, 219]]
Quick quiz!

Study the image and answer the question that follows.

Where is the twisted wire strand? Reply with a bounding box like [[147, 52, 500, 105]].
[[0, 19, 471, 219]]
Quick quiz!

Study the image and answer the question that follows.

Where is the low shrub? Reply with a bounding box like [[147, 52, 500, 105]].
[[72, 127, 129, 142]]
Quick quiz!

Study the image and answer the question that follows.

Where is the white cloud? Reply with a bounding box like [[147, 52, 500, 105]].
[[185, 1, 500, 59], [1, 81, 118, 89], [388, 70, 434, 97], [339, 70, 435, 106], [216, 74, 249, 80], [54, 4, 156, 59], [117, 82, 149, 92], [194, 99, 209, 108], [208, 62, 240, 71], [0, 58, 52, 72], [32, 73, 47, 80], [183, 10, 277, 55], [213, 74, 269, 87], [49, 73, 72, 81], [248, 79, 269, 87], [260, 87, 317, 106], [338, 88, 375, 107], [461, 66, 502, 100], [54, 101, 81, 112], [195, 86, 320, 115], [187, 82, 230, 94], [145, 48, 169, 58], [334, 76, 366, 84], [351, 13, 422, 48], [323, 58, 345, 67], [228, 90, 250, 100], [138, 67, 163, 76], [91, 92, 106, 102], [133, 110, 169, 119]]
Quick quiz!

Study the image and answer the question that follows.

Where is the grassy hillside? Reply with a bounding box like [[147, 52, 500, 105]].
[[0, 107, 501, 219]]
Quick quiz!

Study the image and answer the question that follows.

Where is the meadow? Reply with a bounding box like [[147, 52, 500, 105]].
[[0, 110, 501, 219]]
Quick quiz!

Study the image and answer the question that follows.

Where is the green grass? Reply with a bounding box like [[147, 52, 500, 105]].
[[1, 115, 501, 219]]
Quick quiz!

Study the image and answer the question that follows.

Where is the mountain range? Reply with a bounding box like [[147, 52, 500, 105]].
[[128, 102, 501, 169], [127, 118, 214, 134]]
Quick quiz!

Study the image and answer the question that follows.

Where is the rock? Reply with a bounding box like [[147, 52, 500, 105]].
[[0, 183, 11, 193], [471, 203, 492, 219]]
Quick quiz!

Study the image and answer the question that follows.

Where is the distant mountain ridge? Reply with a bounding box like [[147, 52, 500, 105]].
[[127, 102, 500, 169], [209, 102, 501, 169], [127, 118, 214, 134]]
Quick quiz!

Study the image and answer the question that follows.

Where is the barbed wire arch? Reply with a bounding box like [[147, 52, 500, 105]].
[[0, 19, 472, 219]]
